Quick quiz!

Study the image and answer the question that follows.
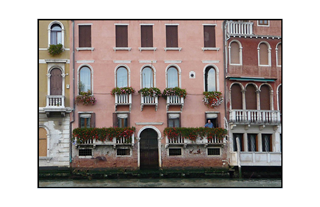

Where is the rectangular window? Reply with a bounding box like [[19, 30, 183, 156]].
[[116, 25, 128, 47], [79, 113, 95, 128], [208, 148, 220, 156], [169, 148, 182, 156], [117, 148, 130, 156], [113, 113, 130, 128], [233, 133, 244, 152], [247, 134, 258, 152], [262, 134, 272, 152], [167, 113, 180, 127], [258, 20, 269, 26], [141, 25, 153, 47], [79, 25, 91, 47], [203, 25, 216, 47], [166, 25, 178, 47], [205, 113, 219, 128], [79, 148, 92, 156]]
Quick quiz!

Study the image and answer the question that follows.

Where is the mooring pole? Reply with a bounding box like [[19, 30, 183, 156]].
[[236, 137, 242, 178]]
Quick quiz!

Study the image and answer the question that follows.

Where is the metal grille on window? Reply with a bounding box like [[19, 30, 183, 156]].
[[248, 134, 256, 152], [208, 148, 220, 155], [169, 148, 181, 156], [117, 149, 130, 156], [79, 149, 92, 156], [263, 135, 270, 152]]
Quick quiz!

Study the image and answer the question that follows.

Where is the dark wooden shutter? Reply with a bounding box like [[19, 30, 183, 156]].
[[50, 69, 62, 95], [166, 26, 178, 47], [260, 85, 270, 110], [141, 25, 153, 47], [178, 114, 181, 127], [230, 42, 240, 64], [90, 113, 95, 128], [127, 113, 130, 127], [79, 25, 91, 47], [204, 25, 215, 47], [278, 85, 282, 112], [245, 84, 257, 110], [260, 43, 268, 65], [113, 113, 118, 127], [231, 84, 242, 109], [116, 25, 128, 47]]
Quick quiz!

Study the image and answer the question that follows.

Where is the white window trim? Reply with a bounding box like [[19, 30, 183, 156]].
[[47, 63, 66, 97], [207, 147, 221, 157], [48, 21, 65, 48], [113, 47, 132, 51], [77, 64, 94, 95], [114, 65, 131, 87], [139, 47, 157, 51], [164, 47, 182, 51], [76, 47, 95, 51], [259, 83, 274, 110], [203, 64, 220, 92], [228, 40, 243, 66], [276, 42, 282, 67], [202, 47, 220, 51], [257, 41, 272, 66], [140, 65, 156, 88], [167, 147, 183, 156], [78, 148, 93, 158], [257, 20, 270, 27], [165, 64, 182, 88], [276, 84, 282, 111]]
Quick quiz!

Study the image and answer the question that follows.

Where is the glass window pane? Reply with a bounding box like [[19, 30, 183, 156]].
[[142, 67, 153, 88], [174, 119, 180, 127], [117, 67, 128, 87], [80, 67, 91, 93], [51, 24, 61, 31], [207, 68, 216, 91], [56, 31, 62, 44], [167, 67, 178, 88], [168, 120, 173, 127]]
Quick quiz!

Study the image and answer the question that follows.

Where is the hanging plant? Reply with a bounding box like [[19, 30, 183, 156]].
[[111, 87, 135, 95], [76, 90, 96, 106], [138, 87, 161, 97], [162, 87, 187, 99], [203, 91, 223, 108], [48, 44, 63, 56]]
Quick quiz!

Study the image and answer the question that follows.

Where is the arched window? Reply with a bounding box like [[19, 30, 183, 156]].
[[260, 85, 271, 110], [277, 43, 282, 66], [39, 127, 47, 157], [205, 66, 216, 92], [231, 84, 242, 109], [50, 24, 62, 45], [79, 66, 92, 93], [167, 66, 178, 88], [116, 67, 128, 88], [50, 68, 62, 95], [230, 41, 241, 65], [245, 84, 257, 109], [141, 67, 154, 88], [258, 42, 271, 66]]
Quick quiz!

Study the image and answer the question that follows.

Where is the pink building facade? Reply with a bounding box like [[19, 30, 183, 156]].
[[70, 20, 228, 172]]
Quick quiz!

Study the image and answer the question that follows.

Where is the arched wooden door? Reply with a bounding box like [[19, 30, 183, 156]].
[[50, 68, 62, 95], [140, 128, 159, 170]]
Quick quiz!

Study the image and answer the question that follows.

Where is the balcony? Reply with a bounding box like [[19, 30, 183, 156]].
[[226, 21, 253, 36], [229, 110, 280, 126], [115, 94, 132, 111], [43, 95, 67, 116], [165, 135, 225, 148], [166, 95, 184, 111], [76, 134, 134, 149], [140, 94, 159, 111]]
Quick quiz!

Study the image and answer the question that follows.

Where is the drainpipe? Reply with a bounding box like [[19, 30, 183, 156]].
[[69, 20, 76, 164]]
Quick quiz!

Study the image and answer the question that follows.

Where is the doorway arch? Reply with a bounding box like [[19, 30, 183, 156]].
[[138, 126, 161, 170]]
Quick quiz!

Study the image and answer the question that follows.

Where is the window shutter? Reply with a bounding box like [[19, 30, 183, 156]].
[[90, 113, 95, 128], [178, 113, 181, 127], [116, 25, 128, 47], [79, 25, 91, 47], [260, 85, 270, 110], [230, 42, 240, 64], [231, 84, 242, 109], [113, 113, 118, 127], [259, 43, 268, 65], [245, 85, 257, 110], [127, 113, 130, 127], [204, 25, 215, 47], [141, 25, 153, 47], [166, 26, 178, 47], [78, 113, 81, 128]]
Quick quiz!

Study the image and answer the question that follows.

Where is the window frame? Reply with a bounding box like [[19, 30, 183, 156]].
[[166, 65, 181, 88], [165, 24, 181, 51], [116, 66, 129, 88], [141, 66, 155, 88], [204, 66, 217, 92], [78, 65, 93, 95], [167, 113, 181, 127], [168, 147, 183, 156], [47, 21, 65, 48], [78, 113, 95, 128], [276, 42, 282, 67], [229, 40, 243, 65], [262, 134, 273, 152], [257, 20, 269, 27], [258, 41, 271, 66], [114, 24, 131, 51], [203, 24, 216, 48], [207, 147, 221, 156], [113, 113, 130, 128], [116, 147, 132, 157]]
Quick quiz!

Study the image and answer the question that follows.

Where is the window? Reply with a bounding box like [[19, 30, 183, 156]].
[[116, 25, 128, 47], [50, 68, 62, 95], [233, 133, 244, 152], [230, 41, 242, 65], [141, 25, 153, 47], [113, 113, 130, 128], [79, 113, 95, 128], [262, 134, 272, 152], [166, 25, 178, 47], [141, 67, 154, 88], [231, 84, 243, 109], [79, 66, 92, 93], [205, 66, 216, 92], [245, 84, 257, 110], [169, 148, 182, 156], [203, 25, 216, 47], [258, 42, 271, 66], [116, 67, 128, 88], [79, 148, 92, 156], [117, 148, 130, 156], [277, 43, 282, 66], [207, 148, 220, 156], [205, 113, 219, 128], [79, 25, 91, 47], [167, 113, 180, 127], [50, 24, 62, 45], [260, 85, 271, 110], [258, 20, 269, 26], [39, 128, 47, 157], [247, 134, 258, 152], [167, 66, 179, 88]]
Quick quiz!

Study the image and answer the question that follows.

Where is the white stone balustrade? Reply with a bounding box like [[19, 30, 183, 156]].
[[46, 95, 65, 107], [229, 110, 280, 124], [226, 21, 253, 35]]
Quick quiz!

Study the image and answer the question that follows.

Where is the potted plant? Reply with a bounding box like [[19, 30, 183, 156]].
[[111, 87, 135, 95], [162, 87, 187, 99], [138, 87, 161, 97], [48, 44, 64, 56], [203, 91, 223, 108], [76, 90, 96, 106]]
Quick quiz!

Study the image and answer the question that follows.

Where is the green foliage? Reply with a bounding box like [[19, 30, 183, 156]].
[[76, 90, 96, 106], [111, 87, 135, 95], [138, 87, 161, 97], [202, 91, 224, 108], [162, 87, 187, 99], [48, 44, 63, 56]]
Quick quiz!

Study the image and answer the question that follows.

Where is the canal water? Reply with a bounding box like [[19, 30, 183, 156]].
[[39, 178, 281, 187]]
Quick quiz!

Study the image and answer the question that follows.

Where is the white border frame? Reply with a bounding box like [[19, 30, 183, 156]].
[[77, 64, 94, 95], [48, 21, 65, 48], [165, 64, 182, 88], [257, 41, 272, 66], [229, 40, 243, 65], [114, 65, 131, 87], [203, 64, 220, 92]]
